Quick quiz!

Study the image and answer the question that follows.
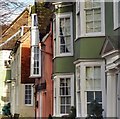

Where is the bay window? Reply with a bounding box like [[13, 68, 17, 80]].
[[76, 62, 105, 117], [80, 0, 105, 36], [53, 74, 74, 116], [55, 13, 73, 57]]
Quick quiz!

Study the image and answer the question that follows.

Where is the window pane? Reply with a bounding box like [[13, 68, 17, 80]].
[[66, 36, 71, 52], [66, 106, 71, 113], [60, 78, 65, 86], [94, 9, 101, 21], [94, 79, 101, 90], [60, 45, 65, 53], [37, 61, 39, 67], [66, 78, 70, 86], [61, 97, 65, 104], [94, 66, 101, 79], [87, 104, 91, 115], [86, 22, 93, 33], [93, 1, 101, 7], [66, 97, 71, 104], [28, 100, 31, 104], [66, 87, 70, 95], [60, 36, 65, 44], [94, 21, 101, 32], [85, 0, 92, 8], [95, 91, 102, 102], [77, 92, 81, 115], [87, 91, 94, 102], [37, 68, 39, 74], [61, 106, 65, 114], [86, 67, 93, 79], [60, 87, 65, 95], [60, 18, 64, 36], [65, 18, 70, 35], [86, 80, 94, 90], [86, 10, 93, 22]]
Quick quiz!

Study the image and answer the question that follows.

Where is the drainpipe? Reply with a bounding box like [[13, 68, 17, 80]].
[[33, 0, 39, 118]]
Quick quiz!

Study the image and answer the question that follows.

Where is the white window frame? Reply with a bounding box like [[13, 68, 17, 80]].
[[80, 1, 105, 37], [113, 0, 120, 29], [55, 12, 73, 57], [76, 1, 81, 40], [24, 84, 34, 106], [53, 74, 74, 117], [53, 17, 56, 58], [30, 45, 41, 77], [76, 61, 105, 117]]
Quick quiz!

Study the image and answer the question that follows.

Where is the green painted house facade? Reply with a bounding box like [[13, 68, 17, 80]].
[[52, 1, 120, 118]]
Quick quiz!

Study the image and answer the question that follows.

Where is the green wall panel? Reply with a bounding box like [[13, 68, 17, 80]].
[[105, 2, 114, 36], [105, 2, 120, 49], [56, 3, 73, 13], [75, 37, 105, 60], [54, 57, 74, 73]]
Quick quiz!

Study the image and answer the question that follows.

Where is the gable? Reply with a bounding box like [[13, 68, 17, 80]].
[[101, 37, 115, 56]]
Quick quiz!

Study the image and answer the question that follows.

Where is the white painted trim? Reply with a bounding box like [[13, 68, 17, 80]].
[[102, 50, 119, 58], [74, 59, 104, 65], [113, 0, 120, 30]]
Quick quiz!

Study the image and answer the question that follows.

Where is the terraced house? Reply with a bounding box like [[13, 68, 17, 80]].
[[0, 8, 35, 117], [52, 0, 120, 118], [0, 0, 120, 118]]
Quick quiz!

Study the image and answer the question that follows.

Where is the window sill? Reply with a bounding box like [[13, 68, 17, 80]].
[[29, 75, 41, 78], [52, 114, 69, 117], [55, 53, 73, 57], [75, 33, 105, 41], [113, 25, 120, 31], [81, 32, 105, 38], [25, 104, 33, 107]]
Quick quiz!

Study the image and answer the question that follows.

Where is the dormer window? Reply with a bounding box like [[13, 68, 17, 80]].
[[31, 14, 38, 27], [54, 12, 73, 57], [30, 13, 41, 78]]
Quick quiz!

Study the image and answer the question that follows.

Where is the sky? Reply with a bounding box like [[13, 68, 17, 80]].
[[0, 0, 34, 25], [11, 0, 34, 24], [19, 0, 34, 6]]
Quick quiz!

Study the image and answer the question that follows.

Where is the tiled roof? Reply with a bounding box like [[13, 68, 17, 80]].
[[0, 9, 29, 50]]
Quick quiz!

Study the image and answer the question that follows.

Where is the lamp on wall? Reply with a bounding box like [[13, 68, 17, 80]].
[[5, 78, 16, 83]]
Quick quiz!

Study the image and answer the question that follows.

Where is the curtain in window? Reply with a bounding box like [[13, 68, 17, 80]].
[[59, 17, 71, 53]]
